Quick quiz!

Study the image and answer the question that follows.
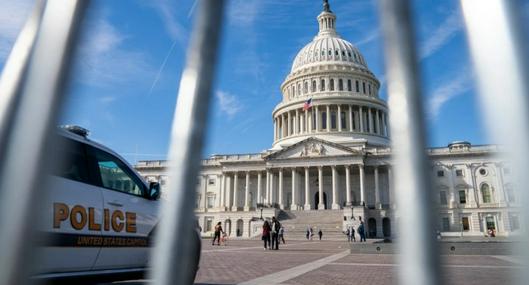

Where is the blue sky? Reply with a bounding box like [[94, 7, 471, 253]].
[[1, 0, 528, 164]]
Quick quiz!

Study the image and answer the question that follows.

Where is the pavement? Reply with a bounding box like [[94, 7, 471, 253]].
[[60, 239, 519, 285]]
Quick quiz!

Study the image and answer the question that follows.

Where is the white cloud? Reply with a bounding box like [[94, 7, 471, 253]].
[[0, 0, 34, 62], [420, 10, 463, 60], [355, 29, 379, 47], [427, 69, 473, 120], [215, 90, 242, 118], [74, 18, 153, 87], [145, 0, 186, 44]]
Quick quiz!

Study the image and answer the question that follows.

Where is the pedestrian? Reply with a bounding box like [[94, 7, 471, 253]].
[[350, 227, 356, 242], [309, 227, 314, 240], [212, 222, 224, 246], [279, 226, 286, 244], [262, 220, 271, 250], [345, 228, 350, 242], [358, 220, 366, 242], [271, 216, 281, 250], [306, 227, 310, 240], [318, 229, 323, 240]]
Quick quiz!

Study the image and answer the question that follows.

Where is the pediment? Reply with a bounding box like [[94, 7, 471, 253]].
[[266, 137, 360, 160]]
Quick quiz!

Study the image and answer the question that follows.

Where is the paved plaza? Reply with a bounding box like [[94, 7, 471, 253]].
[[193, 239, 518, 285]]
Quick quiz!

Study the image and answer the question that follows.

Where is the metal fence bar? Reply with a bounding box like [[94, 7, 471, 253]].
[[0, 0, 45, 150], [378, 1, 441, 285], [150, 1, 225, 284], [460, 1, 529, 284], [0, 0, 87, 284]]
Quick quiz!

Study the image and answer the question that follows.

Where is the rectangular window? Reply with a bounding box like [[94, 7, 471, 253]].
[[207, 195, 215, 208], [355, 80, 359, 92], [52, 137, 90, 184], [331, 112, 336, 129], [330, 79, 335, 91], [368, 84, 372, 95], [91, 147, 145, 197], [440, 191, 447, 205], [322, 112, 327, 129], [459, 190, 466, 204], [206, 218, 213, 232], [347, 80, 352, 91], [510, 214, 520, 231], [437, 170, 444, 177], [442, 217, 450, 231], [462, 217, 470, 231], [456, 169, 463, 176], [362, 82, 366, 94], [338, 79, 343, 91], [341, 112, 346, 129], [320, 79, 325, 91], [208, 178, 216, 185]]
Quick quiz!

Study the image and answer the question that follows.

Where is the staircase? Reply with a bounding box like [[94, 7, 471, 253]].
[[278, 210, 346, 240]]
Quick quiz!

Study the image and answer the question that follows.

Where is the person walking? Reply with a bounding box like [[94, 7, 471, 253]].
[[358, 220, 366, 242], [306, 227, 310, 240], [318, 229, 323, 240], [279, 226, 286, 244], [309, 227, 314, 240], [345, 228, 350, 242], [262, 220, 271, 250], [212, 222, 224, 246], [271, 217, 281, 250], [350, 226, 356, 242]]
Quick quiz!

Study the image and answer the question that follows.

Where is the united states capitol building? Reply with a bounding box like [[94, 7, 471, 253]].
[[136, 1, 519, 239]]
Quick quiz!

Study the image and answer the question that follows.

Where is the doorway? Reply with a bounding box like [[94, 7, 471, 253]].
[[314, 192, 327, 209]]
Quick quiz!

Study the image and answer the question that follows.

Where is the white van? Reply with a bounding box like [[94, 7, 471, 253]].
[[35, 125, 200, 279]]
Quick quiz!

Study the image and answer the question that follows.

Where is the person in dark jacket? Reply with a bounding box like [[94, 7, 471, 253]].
[[262, 220, 271, 250], [212, 222, 224, 246], [271, 217, 281, 250], [318, 229, 323, 240]]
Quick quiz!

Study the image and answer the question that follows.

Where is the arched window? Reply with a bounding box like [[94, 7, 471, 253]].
[[355, 80, 360, 92], [321, 50, 325, 56], [335, 50, 339, 56], [338, 79, 344, 91], [368, 84, 372, 95], [481, 183, 492, 203], [320, 79, 325, 91], [330, 79, 335, 91], [362, 82, 366, 94], [292, 85, 296, 97], [304, 81, 308, 94], [347, 80, 352, 91], [312, 80, 317, 92], [342, 51, 346, 57], [328, 50, 332, 56]]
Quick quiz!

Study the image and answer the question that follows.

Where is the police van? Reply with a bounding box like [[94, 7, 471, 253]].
[[36, 125, 200, 279]]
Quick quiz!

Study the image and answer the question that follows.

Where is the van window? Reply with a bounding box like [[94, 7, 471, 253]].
[[52, 137, 90, 184], [90, 147, 145, 197]]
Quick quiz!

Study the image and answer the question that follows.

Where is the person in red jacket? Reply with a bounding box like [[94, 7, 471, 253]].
[[262, 220, 272, 250]]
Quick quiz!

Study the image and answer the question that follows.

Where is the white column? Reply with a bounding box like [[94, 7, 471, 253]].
[[273, 118, 277, 140], [349, 105, 353, 132], [359, 164, 366, 206], [448, 165, 456, 208], [217, 174, 222, 208], [388, 166, 394, 208], [232, 173, 239, 211], [282, 114, 286, 137], [265, 169, 270, 205], [359, 106, 364, 132], [226, 175, 232, 209], [304, 167, 311, 210], [221, 174, 226, 209], [326, 105, 331, 132], [368, 108, 373, 133], [278, 168, 284, 209], [257, 171, 262, 204], [375, 109, 380, 135], [332, 165, 339, 209], [270, 171, 275, 205], [345, 165, 351, 206], [295, 109, 300, 134], [375, 166, 381, 209], [318, 166, 324, 210], [305, 109, 309, 134], [244, 171, 250, 211], [338, 105, 342, 131], [291, 168, 297, 210], [201, 175, 207, 211], [287, 112, 292, 136]]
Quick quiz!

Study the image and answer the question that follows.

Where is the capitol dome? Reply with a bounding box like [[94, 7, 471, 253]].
[[271, 0, 390, 150]]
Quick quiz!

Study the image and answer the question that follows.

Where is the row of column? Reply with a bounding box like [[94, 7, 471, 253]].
[[273, 104, 388, 141], [213, 165, 393, 212]]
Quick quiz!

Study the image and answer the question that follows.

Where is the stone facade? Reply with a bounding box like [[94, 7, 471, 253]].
[[135, 1, 520, 239]]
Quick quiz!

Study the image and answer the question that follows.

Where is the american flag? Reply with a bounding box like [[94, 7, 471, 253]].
[[303, 98, 313, 111]]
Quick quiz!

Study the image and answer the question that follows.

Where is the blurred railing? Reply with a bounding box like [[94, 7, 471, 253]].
[[0, 0, 527, 284]]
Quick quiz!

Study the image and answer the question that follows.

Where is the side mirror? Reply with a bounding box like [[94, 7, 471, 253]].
[[148, 182, 161, 200]]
